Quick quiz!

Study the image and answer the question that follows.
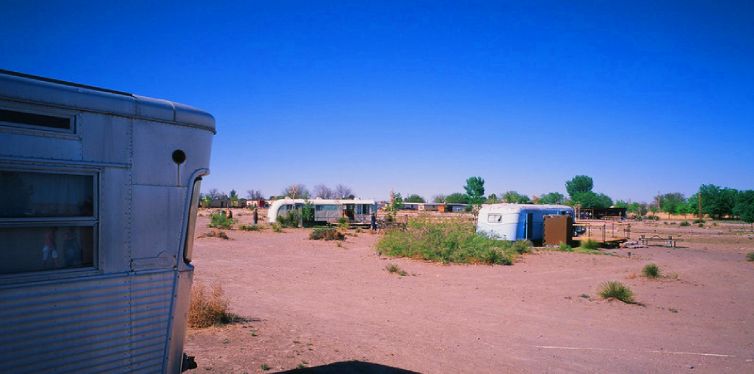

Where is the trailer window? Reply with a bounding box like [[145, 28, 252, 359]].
[[0, 170, 96, 274], [487, 213, 502, 223], [0, 109, 72, 131]]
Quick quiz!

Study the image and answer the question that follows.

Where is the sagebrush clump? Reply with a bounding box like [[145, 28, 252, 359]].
[[376, 216, 528, 265], [747, 252, 754, 262], [642, 263, 660, 278], [189, 282, 237, 328], [309, 227, 345, 241]]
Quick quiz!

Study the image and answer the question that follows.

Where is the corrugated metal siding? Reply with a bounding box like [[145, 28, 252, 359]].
[[0, 270, 175, 373]]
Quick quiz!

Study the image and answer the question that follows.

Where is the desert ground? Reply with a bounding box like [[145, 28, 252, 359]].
[[185, 210, 754, 373]]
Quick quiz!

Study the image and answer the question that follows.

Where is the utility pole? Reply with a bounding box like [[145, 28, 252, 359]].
[[698, 193, 703, 220]]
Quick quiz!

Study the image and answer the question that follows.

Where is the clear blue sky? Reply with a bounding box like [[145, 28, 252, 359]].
[[2, 1, 753, 202]]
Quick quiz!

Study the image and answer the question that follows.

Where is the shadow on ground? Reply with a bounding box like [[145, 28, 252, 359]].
[[277, 360, 419, 374]]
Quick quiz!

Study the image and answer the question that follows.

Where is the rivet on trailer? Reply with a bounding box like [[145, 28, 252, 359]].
[[0, 70, 215, 373]]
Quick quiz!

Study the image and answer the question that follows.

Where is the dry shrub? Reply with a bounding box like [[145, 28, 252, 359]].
[[189, 282, 236, 328], [309, 227, 345, 241], [199, 230, 230, 240], [385, 263, 407, 276]]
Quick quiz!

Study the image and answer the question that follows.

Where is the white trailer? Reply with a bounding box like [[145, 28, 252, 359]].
[[477, 203, 573, 241], [0, 70, 214, 373]]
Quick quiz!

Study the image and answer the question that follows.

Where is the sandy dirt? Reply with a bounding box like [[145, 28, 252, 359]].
[[185, 211, 754, 373]]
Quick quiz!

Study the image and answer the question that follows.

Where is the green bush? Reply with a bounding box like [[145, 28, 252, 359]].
[[558, 242, 574, 252], [209, 211, 234, 229], [598, 281, 635, 303], [580, 239, 600, 250], [679, 221, 690, 227], [375, 217, 526, 265], [642, 263, 660, 278], [239, 224, 261, 231], [271, 223, 283, 233], [276, 210, 301, 228], [337, 217, 350, 230], [746, 252, 754, 262], [302, 201, 315, 227], [512, 240, 533, 254], [309, 227, 345, 241]]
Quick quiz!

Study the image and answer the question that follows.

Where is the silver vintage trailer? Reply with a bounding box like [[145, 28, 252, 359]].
[[268, 198, 376, 224], [0, 70, 214, 373]]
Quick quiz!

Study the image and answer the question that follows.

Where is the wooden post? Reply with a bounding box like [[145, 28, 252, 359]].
[[698, 193, 703, 220]]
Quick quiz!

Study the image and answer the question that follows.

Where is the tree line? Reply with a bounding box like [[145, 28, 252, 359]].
[[397, 176, 754, 224], [200, 183, 356, 207]]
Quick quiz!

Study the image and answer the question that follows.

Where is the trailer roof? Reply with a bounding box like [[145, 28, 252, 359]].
[[480, 203, 573, 212], [0, 69, 215, 133], [269, 198, 376, 207]]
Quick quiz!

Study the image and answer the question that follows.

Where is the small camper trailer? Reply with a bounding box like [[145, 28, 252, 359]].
[[476, 203, 574, 242], [268, 198, 376, 224], [0, 70, 214, 373]]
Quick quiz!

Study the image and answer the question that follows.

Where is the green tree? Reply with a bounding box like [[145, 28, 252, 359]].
[[573, 191, 612, 209], [391, 192, 404, 211], [686, 194, 700, 215], [657, 192, 685, 215], [502, 191, 531, 204], [733, 190, 754, 228], [565, 175, 594, 198], [627, 202, 648, 217], [229, 189, 239, 208], [675, 202, 691, 217], [201, 193, 212, 208], [445, 192, 469, 204], [539, 192, 565, 205], [698, 184, 737, 219], [432, 194, 446, 203], [486, 193, 499, 203], [463, 177, 485, 205], [405, 194, 426, 203], [301, 200, 315, 226], [614, 200, 628, 208]]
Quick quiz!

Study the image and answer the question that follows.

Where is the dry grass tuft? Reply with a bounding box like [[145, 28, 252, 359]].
[[385, 263, 408, 276], [199, 230, 230, 240], [189, 282, 241, 328], [598, 281, 635, 304]]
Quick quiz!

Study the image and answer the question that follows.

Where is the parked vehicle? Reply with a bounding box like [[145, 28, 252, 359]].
[[0, 69, 215, 373]]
